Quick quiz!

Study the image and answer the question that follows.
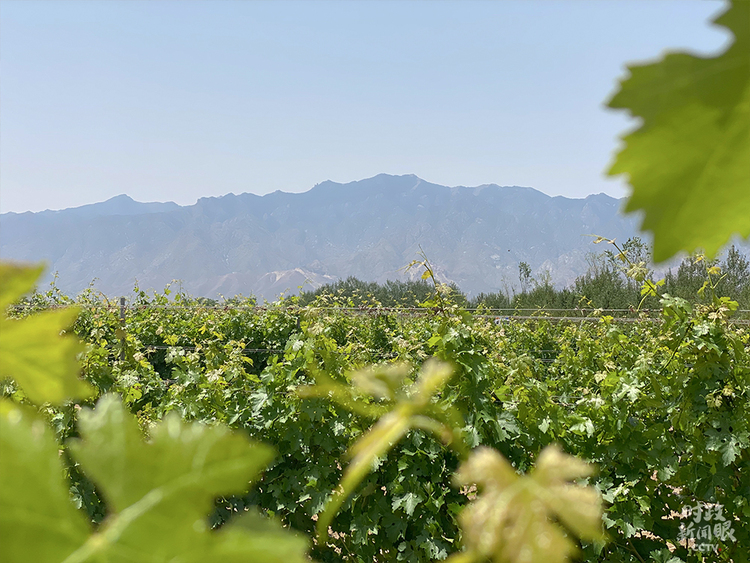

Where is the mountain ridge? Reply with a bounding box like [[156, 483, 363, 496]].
[[2, 194, 181, 219], [0, 174, 640, 300]]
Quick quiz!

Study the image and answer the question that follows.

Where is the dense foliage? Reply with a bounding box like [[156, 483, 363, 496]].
[[5, 260, 749, 562]]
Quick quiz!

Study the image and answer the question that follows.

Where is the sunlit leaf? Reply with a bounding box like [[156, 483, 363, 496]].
[[607, 0, 750, 261], [0, 401, 91, 563], [311, 359, 464, 543], [351, 362, 409, 400], [449, 445, 603, 563], [413, 359, 453, 405], [0, 263, 93, 405]]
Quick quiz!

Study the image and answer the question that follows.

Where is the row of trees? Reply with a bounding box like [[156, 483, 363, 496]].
[[299, 240, 750, 311]]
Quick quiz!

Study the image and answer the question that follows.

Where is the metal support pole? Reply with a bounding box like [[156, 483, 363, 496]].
[[119, 297, 126, 360]]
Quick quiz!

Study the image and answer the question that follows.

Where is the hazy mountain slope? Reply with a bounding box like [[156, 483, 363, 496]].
[[0, 174, 640, 300]]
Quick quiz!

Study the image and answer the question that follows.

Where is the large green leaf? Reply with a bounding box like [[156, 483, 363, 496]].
[[0, 263, 93, 404], [0, 400, 91, 563], [64, 395, 309, 563], [607, 0, 750, 262], [0, 395, 309, 563]]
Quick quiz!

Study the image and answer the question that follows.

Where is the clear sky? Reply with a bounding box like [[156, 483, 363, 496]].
[[0, 0, 730, 213]]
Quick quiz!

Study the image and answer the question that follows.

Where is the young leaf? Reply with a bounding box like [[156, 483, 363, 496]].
[[449, 445, 603, 563], [316, 407, 413, 541], [607, 0, 750, 262], [0, 263, 93, 405], [64, 395, 309, 563], [309, 360, 465, 543], [0, 401, 91, 563]]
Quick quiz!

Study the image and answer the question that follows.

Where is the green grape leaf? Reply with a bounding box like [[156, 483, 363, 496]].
[[65, 395, 309, 563], [0, 400, 91, 563], [0, 263, 93, 404], [705, 427, 749, 466], [607, 0, 750, 262], [449, 445, 603, 563]]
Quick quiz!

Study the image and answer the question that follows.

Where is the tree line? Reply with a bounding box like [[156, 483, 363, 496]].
[[299, 239, 750, 311]]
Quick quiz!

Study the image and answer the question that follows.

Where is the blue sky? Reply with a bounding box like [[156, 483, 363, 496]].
[[0, 0, 730, 213]]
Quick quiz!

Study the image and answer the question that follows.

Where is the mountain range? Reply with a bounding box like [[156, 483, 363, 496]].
[[0, 174, 643, 300]]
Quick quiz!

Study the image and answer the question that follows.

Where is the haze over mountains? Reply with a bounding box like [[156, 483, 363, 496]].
[[0, 174, 642, 300]]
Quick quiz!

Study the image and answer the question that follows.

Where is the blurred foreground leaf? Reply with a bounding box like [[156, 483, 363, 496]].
[[0, 262, 93, 404], [0, 401, 91, 562], [0, 395, 309, 563], [449, 445, 603, 563], [299, 359, 466, 543], [608, 0, 750, 261], [66, 395, 309, 562]]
